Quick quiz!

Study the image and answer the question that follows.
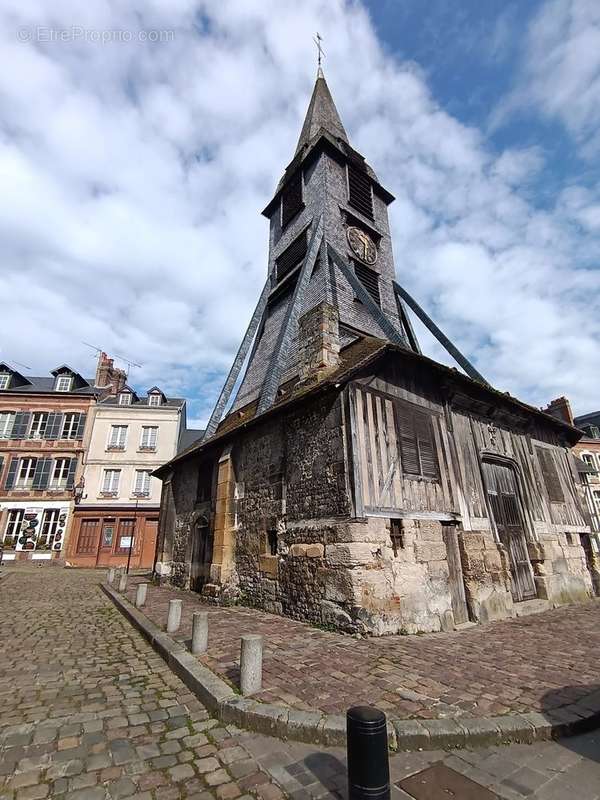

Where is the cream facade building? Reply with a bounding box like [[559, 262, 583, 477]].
[[67, 384, 187, 569]]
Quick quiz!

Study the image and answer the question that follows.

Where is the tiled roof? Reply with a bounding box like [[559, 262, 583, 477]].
[[98, 395, 185, 408], [1, 376, 96, 395]]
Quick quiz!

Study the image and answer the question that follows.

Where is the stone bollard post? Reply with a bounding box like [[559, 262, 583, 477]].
[[191, 612, 209, 654], [107, 568, 115, 585], [346, 706, 390, 800], [135, 583, 148, 608], [118, 572, 128, 593], [166, 599, 182, 633], [240, 634, 263, 696]]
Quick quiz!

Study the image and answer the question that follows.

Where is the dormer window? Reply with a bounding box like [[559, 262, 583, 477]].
[[148, 394, 161, 407], [118, 393, 132, 406], [0, 374, 10, 390], [55, 375, 72, 392]]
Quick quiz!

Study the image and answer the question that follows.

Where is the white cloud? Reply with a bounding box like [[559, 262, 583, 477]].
[[0, 0, 598, 424]]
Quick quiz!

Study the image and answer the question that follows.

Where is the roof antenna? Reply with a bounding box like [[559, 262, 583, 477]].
[[313, 32, 325, 77], [3, 357, 31, 371], [81, 341, 142, 378]]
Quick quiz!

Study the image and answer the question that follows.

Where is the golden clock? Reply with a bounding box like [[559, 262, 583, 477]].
[[347, 226, 377, 265]]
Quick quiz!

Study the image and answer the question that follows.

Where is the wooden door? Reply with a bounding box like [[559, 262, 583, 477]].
[[442, 525, 469, 624], [96, 520, 116, 566], [483, 461, 536, 602], [190, 515, 212, 593]]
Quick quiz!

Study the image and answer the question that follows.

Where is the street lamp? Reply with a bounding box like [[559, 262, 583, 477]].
[[73, 477, 85, 505]]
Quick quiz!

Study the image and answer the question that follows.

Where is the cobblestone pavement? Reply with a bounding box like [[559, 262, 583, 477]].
[[121, 575, 600, 720], [0, 567, 288, 800], [2, 566, 600, 800]]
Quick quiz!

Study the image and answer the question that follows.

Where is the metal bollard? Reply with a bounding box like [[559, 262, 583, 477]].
[[240, 634, 263, 696], [166, 599, 182, 633], [107, 568, 115, 585], [346, 706, 390, 800], [191, 611, 209, 655], [118, 572, 128, 593], [135, 583, 147, 608]]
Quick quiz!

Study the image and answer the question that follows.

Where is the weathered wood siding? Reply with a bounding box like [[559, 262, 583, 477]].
[[348, 362, 588, 533]]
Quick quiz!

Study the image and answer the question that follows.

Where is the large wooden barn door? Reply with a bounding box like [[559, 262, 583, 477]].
[[483, 461, 536, 602]]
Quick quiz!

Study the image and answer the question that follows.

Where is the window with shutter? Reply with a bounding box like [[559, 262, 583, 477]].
[[45, 412, 64, 439], [133, 470, 152, 496], [49, 458, 70, 489], [353, 262, 381, 307], [108, 425, 128, 449], [11, 412, 31, 439], [536, 447, 564, 503], [394, 401, 439, 480], [0, 412, 15, 439], [32, 458, 52, 490], [275, 229, 308, 284], [140, 426, 158, 450], [348, 165, 374, 219], [60, 413, 78, 439], [281, 171, 303, 228], [16, 458, 38, 489], [4, 457, 18, 489], [29, 412, 49, 439]]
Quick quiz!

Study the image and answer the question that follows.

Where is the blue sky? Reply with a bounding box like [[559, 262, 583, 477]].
[[0, 0, 598, 427]]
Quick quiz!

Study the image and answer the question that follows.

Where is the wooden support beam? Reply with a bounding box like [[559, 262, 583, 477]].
[[393, 281, 489, 386], [203, 277, 271, 440], [327, 245, 408, 348], [394, 291, 421, 354], [256, 216, 324, 415]]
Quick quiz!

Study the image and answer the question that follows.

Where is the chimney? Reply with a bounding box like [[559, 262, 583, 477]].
[[543, 396, 574, 426], [95, 352, 127, 396], [298, 302, 340, 383]]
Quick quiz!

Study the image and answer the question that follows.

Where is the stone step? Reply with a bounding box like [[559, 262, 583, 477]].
[[513, 598, 551, 617]]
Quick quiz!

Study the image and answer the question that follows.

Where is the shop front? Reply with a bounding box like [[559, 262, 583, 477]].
[[66, 508, 159, 570], [0, 501, 71, 562]]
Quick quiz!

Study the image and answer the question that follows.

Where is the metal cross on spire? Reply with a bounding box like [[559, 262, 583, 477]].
[[313, 32, 325, 75]]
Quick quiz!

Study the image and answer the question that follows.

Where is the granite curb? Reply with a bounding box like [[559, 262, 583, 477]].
[[101, 582, 600, 752]]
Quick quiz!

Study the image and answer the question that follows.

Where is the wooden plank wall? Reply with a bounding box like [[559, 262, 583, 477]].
[[348, 373, 588, 532]]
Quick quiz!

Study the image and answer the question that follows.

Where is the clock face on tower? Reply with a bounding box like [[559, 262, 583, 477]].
[[346, 226, 377, 266]]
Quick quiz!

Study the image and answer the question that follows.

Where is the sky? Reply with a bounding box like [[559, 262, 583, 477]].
[[0, 0, 599, 428]]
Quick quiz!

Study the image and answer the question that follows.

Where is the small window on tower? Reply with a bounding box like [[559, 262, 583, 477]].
[[281, 171, 303, 229], [353, 262, 381, 307], [347, 165, 374, 220]]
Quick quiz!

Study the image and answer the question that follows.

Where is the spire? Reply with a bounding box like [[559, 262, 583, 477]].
[[294, 71, 349, 155]]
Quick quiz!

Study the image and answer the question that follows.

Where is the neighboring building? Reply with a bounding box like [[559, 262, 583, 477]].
[[66, 368, 187, 570], [154, 70, 593, 635], [0, 362, 96, 563]]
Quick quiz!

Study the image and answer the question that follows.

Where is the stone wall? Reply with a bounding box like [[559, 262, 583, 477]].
[[458, 529, 514, 623], [529, 532, 593, 605]]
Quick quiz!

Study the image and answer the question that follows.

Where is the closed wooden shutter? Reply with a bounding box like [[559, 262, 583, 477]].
[[281, 171, 303, 228], [536, 447, 564, 502], [45, 413, 63, 439], [348, 165, 374, 219], [11, 412, 30, 439], [32, 458, 53, 489], [395, 401, 439, 480], [275, 229, 308, 283]]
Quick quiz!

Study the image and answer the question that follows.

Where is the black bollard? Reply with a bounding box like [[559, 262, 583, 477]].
[[346, 706, 390, 800]]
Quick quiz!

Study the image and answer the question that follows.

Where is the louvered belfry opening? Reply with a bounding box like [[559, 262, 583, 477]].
[[275, 229, 308, 284], [395, 400, 439, 479], [348, 164, 374, 219], [353, 261, 381, 307], [281, 170, 303, 229], [536, 447, 564, 503]]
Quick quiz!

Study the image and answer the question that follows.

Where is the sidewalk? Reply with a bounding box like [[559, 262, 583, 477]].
[[117, 575, 600, 723]]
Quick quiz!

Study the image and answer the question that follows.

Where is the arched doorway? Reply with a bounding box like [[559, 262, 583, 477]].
[[482, 459, 537, 602], [189, 512, 213, 594]]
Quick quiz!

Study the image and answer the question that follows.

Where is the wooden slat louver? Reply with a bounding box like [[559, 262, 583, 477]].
[[281, 171, 303, 228], [275, 229, 308, 284], [536, 447, 564, 503], [348, 165, 374, 219], [416, 413, 439, 479], [354, 262, 380, 307], [395, 403, 420, 475]]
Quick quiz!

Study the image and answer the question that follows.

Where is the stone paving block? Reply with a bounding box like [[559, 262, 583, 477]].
[[420, 718, 466, 749]]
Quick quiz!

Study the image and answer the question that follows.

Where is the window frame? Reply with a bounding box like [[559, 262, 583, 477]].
[[0, 411, 15, 439], [0, 374, 10, 390], [101, 468, 121, 495], [118, 393, 132, 406], [49, 458, 70, 489], [148, 394, 161, 407], [55, 375, 72, 392], [29, 412, 49, 439], [107, 425, 128, 450], [3, 509, 24, 545], [139, 425, 158, 451], [133, 469, 152, 497], [16, 457, 38, 489], [61, 413, 79, 439]]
